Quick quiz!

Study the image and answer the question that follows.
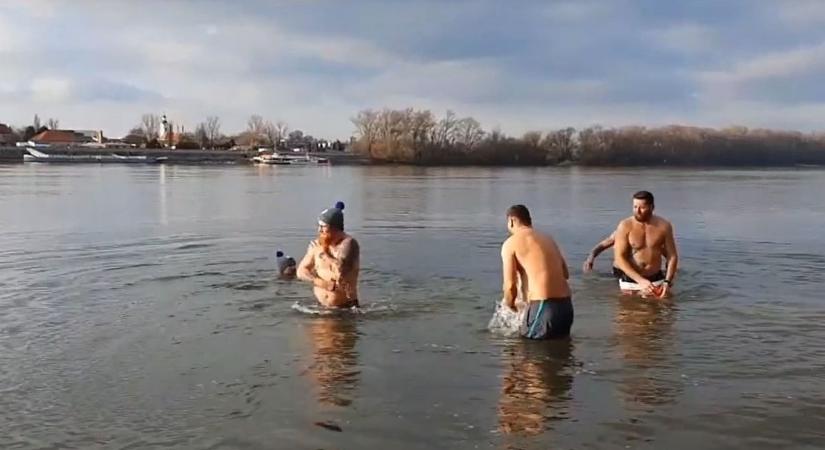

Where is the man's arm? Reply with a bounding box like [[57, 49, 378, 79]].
[[321, 238, 360, 280], [335, 238, 360, 279], [663, 223, 678, 284], [583, 232, 615, 272], [613, 222, 648, 285], [297, 242, 333, 290], [501, 240, 519, 310]]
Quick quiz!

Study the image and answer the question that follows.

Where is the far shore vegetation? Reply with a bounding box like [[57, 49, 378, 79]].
[[4, 110, 825, 167], [351, 108, 825, 167]]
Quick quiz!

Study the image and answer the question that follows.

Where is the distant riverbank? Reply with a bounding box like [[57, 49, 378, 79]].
[[351, 108, 825, 167], [0, 146, 370, 165], [4, 144, 824, 168]]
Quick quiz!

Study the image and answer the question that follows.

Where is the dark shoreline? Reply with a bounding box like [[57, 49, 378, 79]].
[[2, 146, 823, 168], [0, 146, 369, 165]]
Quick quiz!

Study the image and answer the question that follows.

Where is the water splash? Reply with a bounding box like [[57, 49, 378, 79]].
[[487, 300, 526, 337], [290, 301, 396, 316]]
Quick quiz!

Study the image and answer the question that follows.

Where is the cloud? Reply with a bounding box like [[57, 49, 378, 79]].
[[30, 78, 73, 103], [697, 41, 825, 102], [653, 23, 717, 54], [2, 0, 825, 137], [774, 0, 825, 25]]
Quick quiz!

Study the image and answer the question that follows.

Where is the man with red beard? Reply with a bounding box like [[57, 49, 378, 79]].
[[297, 203, 360, 308], [613, 191, 679, 298]]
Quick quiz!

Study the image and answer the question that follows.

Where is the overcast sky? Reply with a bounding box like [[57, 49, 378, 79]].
[[2, 0, 825, 138]]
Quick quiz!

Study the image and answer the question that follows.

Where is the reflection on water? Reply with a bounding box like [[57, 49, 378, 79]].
[[614, 298, 680, 408], [304, 317, 360, 407], [497, 339, 575, 437]]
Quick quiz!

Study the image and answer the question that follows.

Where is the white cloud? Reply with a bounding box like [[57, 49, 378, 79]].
[[541, 0, 618, 22], [774, 0, 825, 25], [696, 41, 825, 102], [30, 78, 73, 102], [701, 42, 825, 83], [654, 23, 717, 54], [2, 0, 825, 139]]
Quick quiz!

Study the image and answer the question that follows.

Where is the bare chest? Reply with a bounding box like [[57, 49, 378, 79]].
[[628, 224, 665, 251]]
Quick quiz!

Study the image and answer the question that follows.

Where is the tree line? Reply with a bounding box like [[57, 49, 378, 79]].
[[4, 114, 61, 141], [8, 109, 825, 165], [351, 108, 825, 166]]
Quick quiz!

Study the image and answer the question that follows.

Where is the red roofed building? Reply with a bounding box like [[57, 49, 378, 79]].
[[30, 129, 90, 145]]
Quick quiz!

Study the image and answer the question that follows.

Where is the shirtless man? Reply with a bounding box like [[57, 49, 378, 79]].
[[297, 205, 360, 308], [613, 191, 678, 298], [501, 205, 573, 339], [582, 231, 669, 273]]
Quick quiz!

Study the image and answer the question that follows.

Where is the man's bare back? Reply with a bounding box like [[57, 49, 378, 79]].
[[502, 229, 570, 302], [500, 205, 573, 340]]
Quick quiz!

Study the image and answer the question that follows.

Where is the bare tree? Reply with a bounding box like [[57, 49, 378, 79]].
[[141, 114, 160, 141], [194, 123, 208, 149], [433, 110, 458, 146], [522, 131, 542, 148], [409, 110, 436, 152], [351, 110, 379, 157], [455, 117, 485, 151], [204, 116, 221, 149], [288, 129, 304, 144], [262, 121, 278, 147], [246, 114, 265, 146], [46, 118, 59, 130], [542, 127, 577, 162], [274, 121, 289, 148]]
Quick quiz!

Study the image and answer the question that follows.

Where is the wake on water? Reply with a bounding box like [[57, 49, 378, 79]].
[[290, 297, 524, 337], [290, 301, 395, 316]]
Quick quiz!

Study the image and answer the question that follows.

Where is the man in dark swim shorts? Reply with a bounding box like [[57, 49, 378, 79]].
[[520, 297, 574, 339], [501, 205, 574, 340]]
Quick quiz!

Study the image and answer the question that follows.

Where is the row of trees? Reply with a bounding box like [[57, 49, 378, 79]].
[[4, 114, 61, 141], [351, 108, 585, 165], [127, 114, 327, 150], [9, 109, 825, 165], [351, 108, 825, 166]]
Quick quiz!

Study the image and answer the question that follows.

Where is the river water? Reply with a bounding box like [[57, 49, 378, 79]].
[[1, 163, 824, 449]]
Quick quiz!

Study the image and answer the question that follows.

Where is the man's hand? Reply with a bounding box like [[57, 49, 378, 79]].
[[582, 257, 594, 273], [502, 297, 517, 313], [637, 279, 654, 296], [314, 278, 336, 291], [658, 281, 671, 299]]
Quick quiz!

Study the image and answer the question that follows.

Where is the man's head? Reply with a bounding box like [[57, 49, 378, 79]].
[[318, 206, 345, 246], [506, 204, 532, 234], [632, 190, 655, 222]]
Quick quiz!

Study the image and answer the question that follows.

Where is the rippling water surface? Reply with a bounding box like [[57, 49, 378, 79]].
[[1, 163, 824, 449]]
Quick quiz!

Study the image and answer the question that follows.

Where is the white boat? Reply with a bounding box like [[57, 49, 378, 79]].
[[252, 153, 292, 165], [23, 148, 159, 163], [252, 152, 329, 165]]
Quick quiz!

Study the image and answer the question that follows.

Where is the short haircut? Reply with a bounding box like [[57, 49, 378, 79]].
[[506, 204, 532, 226], [633, 190, 654, 206]]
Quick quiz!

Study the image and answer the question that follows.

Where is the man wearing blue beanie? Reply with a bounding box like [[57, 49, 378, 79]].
[[297, 202, 360, 308]]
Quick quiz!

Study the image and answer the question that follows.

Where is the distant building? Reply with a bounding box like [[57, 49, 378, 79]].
[[30, 129, 87, 145], [0, 123, 15, 144]]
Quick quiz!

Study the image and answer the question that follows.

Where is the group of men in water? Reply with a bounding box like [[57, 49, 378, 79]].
[[278, 190, 679, 341]]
